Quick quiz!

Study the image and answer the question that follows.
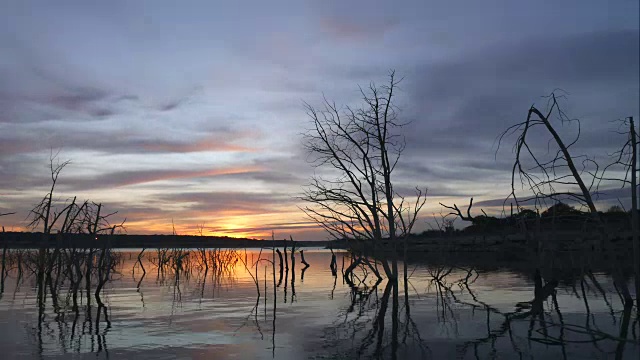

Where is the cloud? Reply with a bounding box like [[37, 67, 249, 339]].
[[207, 220, 324, 238], [139, 135, 256, 154], [408, 30, 639, 126], [318, 16, 398, 41], [473, 187, 633, 209], [0, 120, 259, 158], [0, 2, 638, 238], [408, 30, 640, 118], [158, 191, 296, 214], [46, 87, 110, 112], [61, 166, 264, 190], [395, 29, 639, 188]]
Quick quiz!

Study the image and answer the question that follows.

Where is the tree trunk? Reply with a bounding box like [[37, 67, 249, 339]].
[[534, 108, 600, 220], [630, 117, 639, 310]]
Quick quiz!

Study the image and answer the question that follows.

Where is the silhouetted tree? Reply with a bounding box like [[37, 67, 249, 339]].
[[603, 116, 640, 308], [27, 153, 124, 237], [27, 153, 71, 235], [540, 202, 582, 218], [301, 71, 426, 279], [516, 209, 538, 220], [439, 197, 504, 234], [497, 92, 603, 226], [606, 205, 625, 214]]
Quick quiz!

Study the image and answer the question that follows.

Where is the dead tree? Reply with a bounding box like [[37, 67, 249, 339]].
[[631, 118, 640, 310], [300, 250, 309, 267], [329, 247, 338, 276], [600, 116, 640, 309], [438, 198, 504, 241], [439, 197, 488, 223], [496, 92, 605, 239], [27, 154, 125, 238], [27, 154, 71, 236], [301, 71, 427, 279], [275, 248, 283, 286]]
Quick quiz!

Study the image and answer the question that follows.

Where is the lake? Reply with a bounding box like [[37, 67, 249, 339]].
[[0, 248, 637, 359]]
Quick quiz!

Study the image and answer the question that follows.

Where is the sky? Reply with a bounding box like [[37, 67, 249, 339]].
[[0, 0, 638, 240]]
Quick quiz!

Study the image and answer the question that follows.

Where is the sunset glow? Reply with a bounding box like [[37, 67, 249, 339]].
[[0, 3, 639, 360], [0, 1, 637, 240]]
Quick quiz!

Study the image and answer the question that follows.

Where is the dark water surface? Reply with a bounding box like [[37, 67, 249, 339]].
[[0, 248, 637, 359]]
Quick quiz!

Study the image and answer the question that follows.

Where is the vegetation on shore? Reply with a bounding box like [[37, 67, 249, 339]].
[[0, 231, 327, 249]]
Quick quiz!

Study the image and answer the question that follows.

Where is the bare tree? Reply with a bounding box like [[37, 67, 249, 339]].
[[494, 93, 639, 309], [496, 92, 605, 228], [629, 117, 640, 310], [27, 153, 125, 237], [300, 71, 426, 279], [439, 197, 489, 223], [27, 153, 71, 234], [441, 94, 636, 244], [600, 116, 640, 309]]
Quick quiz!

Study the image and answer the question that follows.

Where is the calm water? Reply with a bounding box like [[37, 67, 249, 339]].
[[0, 248, 637, 359]]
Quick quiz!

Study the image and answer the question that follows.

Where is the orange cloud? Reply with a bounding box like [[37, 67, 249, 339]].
[[66, 165, 265, 189], [141, 134, 258, 153], [117, 207, 325, 240]]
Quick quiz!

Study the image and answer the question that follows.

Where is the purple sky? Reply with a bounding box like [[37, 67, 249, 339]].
[[1, 0, 638, 239]]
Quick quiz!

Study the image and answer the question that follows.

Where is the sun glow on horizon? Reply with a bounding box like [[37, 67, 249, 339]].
[[104, 208, 324, 240]]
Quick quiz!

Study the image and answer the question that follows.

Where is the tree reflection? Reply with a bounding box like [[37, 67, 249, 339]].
[[0, 248, 638, 359], [319, 250, 639, 360], [0, 246, 246, 357], [427, 265, 639, 360], [322, 252, 430, 359]]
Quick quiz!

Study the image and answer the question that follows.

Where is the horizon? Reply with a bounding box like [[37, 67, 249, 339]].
[[1, 0, 639, 240], [4, 199, 630, 242]]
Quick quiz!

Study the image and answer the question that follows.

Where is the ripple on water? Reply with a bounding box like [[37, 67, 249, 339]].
[[0, 249, 638, 359]]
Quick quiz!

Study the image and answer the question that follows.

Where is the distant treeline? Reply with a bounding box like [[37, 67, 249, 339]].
[[0, 232, 329, 249], [422, 202, 634, 236]]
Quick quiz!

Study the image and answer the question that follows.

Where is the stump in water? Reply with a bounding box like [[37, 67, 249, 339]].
[[135, 248, 146, 275], [329, 248, 337, 276], [1, 234, 6, 293], [275, 249, 284, 286], [299, 250, 310, 283], [300, 250, 309, 267], [283, 238, 289, 271], [344, 256, 362, 280], [290, 237, 296, 263], [289, 236, 297, 301]]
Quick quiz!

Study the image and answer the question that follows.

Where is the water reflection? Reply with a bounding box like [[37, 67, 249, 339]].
[[0, 246, 637, 359]]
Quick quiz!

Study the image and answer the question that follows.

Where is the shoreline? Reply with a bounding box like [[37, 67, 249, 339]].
[[0, 231, 328, 249]]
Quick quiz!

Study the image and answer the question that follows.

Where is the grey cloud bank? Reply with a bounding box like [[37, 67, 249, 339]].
[[0, 0, 638, 238]]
